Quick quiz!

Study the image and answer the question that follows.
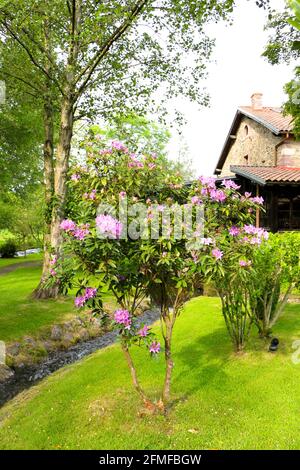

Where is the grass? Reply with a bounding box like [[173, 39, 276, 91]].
[[0, 296, 299, 450], [0, 264, 76, 342], [0, 253, 42, 268]]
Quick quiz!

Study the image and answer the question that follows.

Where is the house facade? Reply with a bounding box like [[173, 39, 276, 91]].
[[214, 93, 300, 232]]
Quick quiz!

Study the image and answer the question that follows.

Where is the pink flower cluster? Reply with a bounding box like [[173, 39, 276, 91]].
[[198, 176, 216, 188], [210, 189, 227, 203], [111, 140, 128, 152], [83, 189, 97, 200], [49, 255, 57, 276], [149, 341, 160, 354], [60, 219, 76, 232], [138, 325, 149, 337], [212, 248, 223, 260], [221, 179, 241, 190], [228, 225, 269, 244], [74, 287, 97, 308], [60, 219, 90, 241], [239, 260, 252, 267], [114, 309, 132, 329], [128, 154, 144, 169], [71, 174, 81, 182], [96, 214, 123, 239]]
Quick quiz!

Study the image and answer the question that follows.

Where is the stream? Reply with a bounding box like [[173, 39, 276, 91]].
[[0, 309, 160, 407]]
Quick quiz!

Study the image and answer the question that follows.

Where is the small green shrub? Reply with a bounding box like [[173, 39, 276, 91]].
[[0, 239, 17, 258]]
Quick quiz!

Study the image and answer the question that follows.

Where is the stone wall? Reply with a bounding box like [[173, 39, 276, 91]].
[[277, 139, 300, 168], [220, 116, 282, 176]]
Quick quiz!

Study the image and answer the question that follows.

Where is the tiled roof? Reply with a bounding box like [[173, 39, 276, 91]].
[[215, 106, 294, 174], [230, 166, 300, 185], [239, 107, 293, 134]]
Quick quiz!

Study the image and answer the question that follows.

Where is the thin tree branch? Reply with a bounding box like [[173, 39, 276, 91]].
[[75, 0, 149, 99]]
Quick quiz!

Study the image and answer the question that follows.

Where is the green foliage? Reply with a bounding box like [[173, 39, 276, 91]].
[[0, 238, 17, 258], [250, 232, 300, 337], [262, 0, 300, 138]]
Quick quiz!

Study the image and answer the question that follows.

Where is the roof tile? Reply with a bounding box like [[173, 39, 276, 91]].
[[239, 107, 293, 134], [230, 165, 300, 184]]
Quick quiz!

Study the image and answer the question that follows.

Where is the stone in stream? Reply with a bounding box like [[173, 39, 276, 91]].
[[51, 325, 63, 341], [0, 365, 14, 382]]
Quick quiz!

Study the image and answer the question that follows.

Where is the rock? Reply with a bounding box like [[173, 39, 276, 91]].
[[78, 328, 89, 341], [64, 321, 75, 331], [23, 337, 36, 348], [73, 317, 84, 326], [51, 325, 63, 341], [6, 342, 21, 356], [61, 332, 75, 348], [0, 364, 14, 383], [42, 340, 55, 352]]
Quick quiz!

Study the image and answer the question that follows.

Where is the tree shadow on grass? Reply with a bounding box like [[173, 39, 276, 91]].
[[169, 327, 234, 407]]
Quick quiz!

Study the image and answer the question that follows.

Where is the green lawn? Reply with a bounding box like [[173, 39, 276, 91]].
[[0, 297, 299, 450], [0, 252, 42, 268], [0, 264, 76, 342]]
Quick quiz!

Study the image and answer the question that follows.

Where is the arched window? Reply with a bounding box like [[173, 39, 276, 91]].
[[244, 125, 249, 137]]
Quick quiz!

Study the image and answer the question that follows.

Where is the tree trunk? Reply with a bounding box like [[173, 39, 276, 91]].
[[121, 343, 155, 410], [33, 96, 56, 299], [162, 315, 174, 405], [50, 98, 74, 261], [33, 17, 57, 299]]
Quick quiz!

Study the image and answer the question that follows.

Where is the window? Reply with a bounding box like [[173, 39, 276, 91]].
[[244, 125, 249, 137], [244, 155, 249, 165]]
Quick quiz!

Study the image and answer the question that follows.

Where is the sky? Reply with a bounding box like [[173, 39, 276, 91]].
[[167, 0, 297, 177]]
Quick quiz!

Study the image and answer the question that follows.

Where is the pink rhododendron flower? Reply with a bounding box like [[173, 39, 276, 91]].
[[222, 179, 241, 190], [148, 163, 156, 170], [243, 224, 257, 235], [114, 309, 132, 329], [210, 189, 227, 203], [84, 287, 97, 299], [199, 176, 216, 188], [96, 214, 123, 238], [251, 196, 264, 205], [119, 191, 127, 199], [50, 256, 57, 266], [149, 341, 160, 354], [212, 248, 223, 260], [111, 140, 128, 152], [74, 296, 86, 308], [229, 226, 240, 236], [71, 173, 81, 182], [138, 325, 149, 337], [191, 196, 202, 205], [60, 219, 76, 232], [239, 260, 252, 267], [50, 268, 57, 276], [201, 237, 213, 246], [244, 192, 252, 198], [73, 224, 90, 240], [89, 189, 97, 200]]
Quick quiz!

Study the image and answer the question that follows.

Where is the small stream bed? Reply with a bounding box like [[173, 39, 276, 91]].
[[0, 309, 159, 407]]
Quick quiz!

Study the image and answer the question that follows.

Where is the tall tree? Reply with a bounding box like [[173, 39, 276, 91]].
[[0, 0, 236, 297], [263, 0, 300, 136]]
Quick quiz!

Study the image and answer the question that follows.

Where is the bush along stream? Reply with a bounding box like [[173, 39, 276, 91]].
[[0, 309, 160, 407]]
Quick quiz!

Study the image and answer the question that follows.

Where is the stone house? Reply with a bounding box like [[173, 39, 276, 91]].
[[214, 93, 300, 232]]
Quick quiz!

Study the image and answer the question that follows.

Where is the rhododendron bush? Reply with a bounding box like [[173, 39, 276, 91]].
[[187, 177, 267, 352], [249, 232, 300, 338], [49, 132, 270, 410]]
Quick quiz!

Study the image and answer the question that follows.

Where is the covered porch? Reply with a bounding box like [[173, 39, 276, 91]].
[[230, 166, 300, 232]]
